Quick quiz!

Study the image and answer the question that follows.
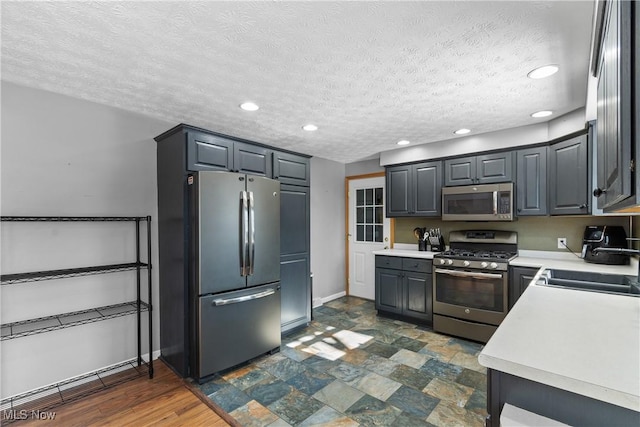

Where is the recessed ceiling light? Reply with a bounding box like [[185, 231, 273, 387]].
[[527, 65, 559, 79], [531, 110, 553, 118], [397, 140, 410, 146], [302, 124, 318, 131], [240, 102, 259, 111], [454, 128, 471, 135]]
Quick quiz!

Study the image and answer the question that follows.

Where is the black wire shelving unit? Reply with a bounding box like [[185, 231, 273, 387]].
[[0, 216, 154, 421]]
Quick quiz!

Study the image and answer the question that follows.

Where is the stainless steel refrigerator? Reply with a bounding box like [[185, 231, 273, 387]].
[[190, 171, 281, 380]]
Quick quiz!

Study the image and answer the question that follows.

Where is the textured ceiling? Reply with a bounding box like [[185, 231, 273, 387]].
[[1, 1, 594, 163]]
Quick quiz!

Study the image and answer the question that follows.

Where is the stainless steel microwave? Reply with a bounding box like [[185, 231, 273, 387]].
[[442, 183, 514, 221]]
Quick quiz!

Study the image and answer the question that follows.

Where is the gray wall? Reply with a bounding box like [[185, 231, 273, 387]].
[[310, 157, 346, 301], [380, 108, 587, 167], [0, 82, 170, 398], [345, 158, 384, 176]]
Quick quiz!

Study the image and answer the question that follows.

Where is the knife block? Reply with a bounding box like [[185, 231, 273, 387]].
[[429, 236, 445, 252]]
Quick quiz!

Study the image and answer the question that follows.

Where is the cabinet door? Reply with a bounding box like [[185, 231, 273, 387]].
[[549, 135, 589, 215], [509, 267, 539, 309], [595, 0, 633, 210], [375, 268, 402, 314], [280, 185, 311, 332], [403, 271, 432, 323], [234, 142, 272, 177], [273, 152, 310, 186], [187, 131, 233, 171], [476, 152, 514, 184], [386, 165, 412, 216], [516, 147, 548, 216], [444, 156, 476, 186], [413, 161, 442, 216]]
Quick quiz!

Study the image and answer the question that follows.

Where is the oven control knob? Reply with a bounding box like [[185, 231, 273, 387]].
[[465, 308, 470, 314], [463, 260, 470, 267], [481, 261, 488, 268], [490, 262, 498, 269], [439, 259, 446, 265], [446, 259, 453, 265]]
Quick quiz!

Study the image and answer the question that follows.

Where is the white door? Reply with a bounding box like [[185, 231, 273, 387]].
[[348, 176, 391, 300]]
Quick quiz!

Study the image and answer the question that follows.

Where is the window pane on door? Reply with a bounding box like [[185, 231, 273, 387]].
[[355, 186, 384, 243]]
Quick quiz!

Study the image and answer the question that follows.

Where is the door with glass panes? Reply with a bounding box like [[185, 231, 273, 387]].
[[348, 176, 391, 300]]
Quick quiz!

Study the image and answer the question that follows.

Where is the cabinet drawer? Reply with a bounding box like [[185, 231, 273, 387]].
[[375, 256, 402, 270], [402, 258, 432, 273]]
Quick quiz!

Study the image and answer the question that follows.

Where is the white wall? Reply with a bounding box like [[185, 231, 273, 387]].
[[310, 157, 346, 301], [547, 108, 587, 140], [0, 82, 171, 397]]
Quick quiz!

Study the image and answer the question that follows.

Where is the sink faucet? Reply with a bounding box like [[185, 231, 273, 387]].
[[592, 247, 640, 277]]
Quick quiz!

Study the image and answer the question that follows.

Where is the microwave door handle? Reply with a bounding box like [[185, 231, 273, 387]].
[[435, 268, 503, 280], [493, 191, 498, 215]]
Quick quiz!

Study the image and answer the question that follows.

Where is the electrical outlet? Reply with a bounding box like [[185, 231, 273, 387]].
[[558, 238, 567, 249]]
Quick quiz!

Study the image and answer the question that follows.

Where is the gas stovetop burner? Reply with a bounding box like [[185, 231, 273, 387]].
[[438, 249, 517, 261]]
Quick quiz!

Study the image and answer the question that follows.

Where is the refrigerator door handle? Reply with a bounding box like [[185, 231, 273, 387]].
[[248, 191, 255, 275], [211, 288, 276, 306], [240, 190, 249, 276]]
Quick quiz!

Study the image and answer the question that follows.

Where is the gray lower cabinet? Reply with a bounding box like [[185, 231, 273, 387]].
[[548, 133, 590, 215], [375, 256, 432, 323], [386, 161, 441, 217], [444, 152, 514, 186], [280, 184, 311, 333], [516, 146, 548, 216], [508, 266, 539, 309], [487, 369, 639, 427]]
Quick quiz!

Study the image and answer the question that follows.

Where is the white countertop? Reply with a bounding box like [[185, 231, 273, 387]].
[[511, 250, 638, 276], [479, 283, 640, 411]]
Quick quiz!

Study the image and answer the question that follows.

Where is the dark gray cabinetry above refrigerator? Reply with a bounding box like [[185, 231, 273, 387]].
[[444, 152, 514, 186], [375, 256, 433, 324], [548, 133, 590, 215], [386, 161, 442, 217], [516, 146, 548, 216], [155, 124, 311, 380], [593, 0, 639, 212], [274, 151, 311, 186]]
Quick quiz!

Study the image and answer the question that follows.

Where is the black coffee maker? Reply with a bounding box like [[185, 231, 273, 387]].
[[582, 225, 630, 265]]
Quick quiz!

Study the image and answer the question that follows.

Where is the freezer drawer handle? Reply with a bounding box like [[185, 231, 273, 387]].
[[211, 288, 276, 306]]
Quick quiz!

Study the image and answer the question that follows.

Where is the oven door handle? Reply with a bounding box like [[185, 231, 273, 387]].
[[435, 268, 504, 280]]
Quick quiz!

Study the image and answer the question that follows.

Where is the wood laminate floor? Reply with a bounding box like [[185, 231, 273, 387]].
[[6, 361, 233, 427]]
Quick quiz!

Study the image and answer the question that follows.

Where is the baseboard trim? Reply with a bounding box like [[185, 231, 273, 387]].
[[322, 291, 346, 304]]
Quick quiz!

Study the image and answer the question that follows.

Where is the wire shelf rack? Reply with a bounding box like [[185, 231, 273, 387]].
[[1, 301, 150, 341], [1, 263, 149, 285]]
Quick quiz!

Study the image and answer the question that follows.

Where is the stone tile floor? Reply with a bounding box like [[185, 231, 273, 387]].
[[197, 297, 488, 426]]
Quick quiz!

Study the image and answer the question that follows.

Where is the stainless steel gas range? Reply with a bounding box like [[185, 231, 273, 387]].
[[432, 230, 518, 343]]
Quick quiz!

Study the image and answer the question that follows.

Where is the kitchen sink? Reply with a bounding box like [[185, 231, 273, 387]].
[[537, 269, 640, 296]]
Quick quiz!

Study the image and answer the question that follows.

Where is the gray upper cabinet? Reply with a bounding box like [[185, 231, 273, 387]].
[[444, 152, 514, 186], [187, 131, 234, 172], [273, 152, 310, 186], [594, 0, 636, 211], [187, 130, 272, 177], [548, 134, 589, 215], [386, 161, 441, 217], [234, 142, 272, 177], [516, 146, 548, 216]]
